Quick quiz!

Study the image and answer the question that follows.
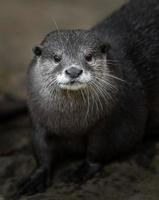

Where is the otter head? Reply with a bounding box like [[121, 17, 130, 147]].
[[31, 30, 114, 93]]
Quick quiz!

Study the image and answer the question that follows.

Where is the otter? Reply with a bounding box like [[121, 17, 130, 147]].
[[16, 0, 159, 197]]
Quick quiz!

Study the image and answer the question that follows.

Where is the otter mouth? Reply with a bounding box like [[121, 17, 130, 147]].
[[59, 81, 87, 90]]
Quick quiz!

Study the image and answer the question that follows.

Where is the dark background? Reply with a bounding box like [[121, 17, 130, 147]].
[[1, 1, 159, 200]]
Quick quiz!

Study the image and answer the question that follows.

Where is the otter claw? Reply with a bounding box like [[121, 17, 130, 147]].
[[63, 161, 102, 183], [14, 168, 50, 199]]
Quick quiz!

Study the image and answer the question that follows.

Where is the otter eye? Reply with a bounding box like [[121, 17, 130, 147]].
[[85, 53, 93, 62], [33, 45, 42, 56], [53, 55, 62, 63]]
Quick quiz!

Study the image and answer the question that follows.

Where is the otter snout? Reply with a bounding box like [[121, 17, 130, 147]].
[[65, 67, 83, 79], [56, 64, 91, 90]]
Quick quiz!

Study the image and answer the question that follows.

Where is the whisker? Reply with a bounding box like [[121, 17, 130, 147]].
[[95, 80, 114, 101], [105, 74, 126, 83], [50, 16, 64, 50], [95, 69, 126, 83], [88, 84, 101, 116], [90, 82, 104, 112], [95, 75, 117, 89], [84, 87, 90, 121]]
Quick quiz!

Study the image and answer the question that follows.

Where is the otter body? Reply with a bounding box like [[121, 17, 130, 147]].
[[18, 0, 159, 196]]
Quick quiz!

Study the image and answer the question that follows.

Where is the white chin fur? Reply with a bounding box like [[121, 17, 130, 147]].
[[59, 83, 87, 90], [56, 70, 91, 90]]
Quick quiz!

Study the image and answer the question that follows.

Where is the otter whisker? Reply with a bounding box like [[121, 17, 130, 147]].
[[106, 75, 126, 83], [90, 73, 119, 105], [90, 87, 101, 116], [93, 80, 113, 104], [95, 73, 116, 88], [84, 87, 90, 121], [94, 80, 116, 104], [94, 81, 111, 109], [50, 16, 65, 51], [95, 69, 126, 83], [45, 77, 58, 92], [96, 59, 119, 63], [89, 81, 107, 112], [88, 83, 100, 116], [95, 76, 119, 91], [90, 80, 109, 103]]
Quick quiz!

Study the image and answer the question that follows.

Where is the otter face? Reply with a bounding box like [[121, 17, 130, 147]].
[[32, 30, 110, 92]]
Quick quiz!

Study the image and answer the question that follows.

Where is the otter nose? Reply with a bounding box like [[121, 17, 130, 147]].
[[65, 67, 83, 79]]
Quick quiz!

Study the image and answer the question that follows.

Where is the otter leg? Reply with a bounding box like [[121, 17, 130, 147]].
[[63, 159, 102, 183], [63, 129, 106, 183], [66, 119, 145, 183], [16, 125, 57, 197]]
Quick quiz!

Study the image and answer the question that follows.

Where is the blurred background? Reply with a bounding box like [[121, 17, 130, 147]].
[[2, 1, 159, 200]]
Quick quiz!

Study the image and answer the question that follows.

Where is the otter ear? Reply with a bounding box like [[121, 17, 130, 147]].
[[101, 43, 111, 54], [32, 45, 43, 56]]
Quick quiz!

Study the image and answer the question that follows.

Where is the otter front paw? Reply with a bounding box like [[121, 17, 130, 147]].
[[14, 168, 51, 199], [64, 161, 102, 183]]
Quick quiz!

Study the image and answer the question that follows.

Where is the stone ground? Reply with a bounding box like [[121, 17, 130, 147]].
[[1, 0, 159, 200]]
